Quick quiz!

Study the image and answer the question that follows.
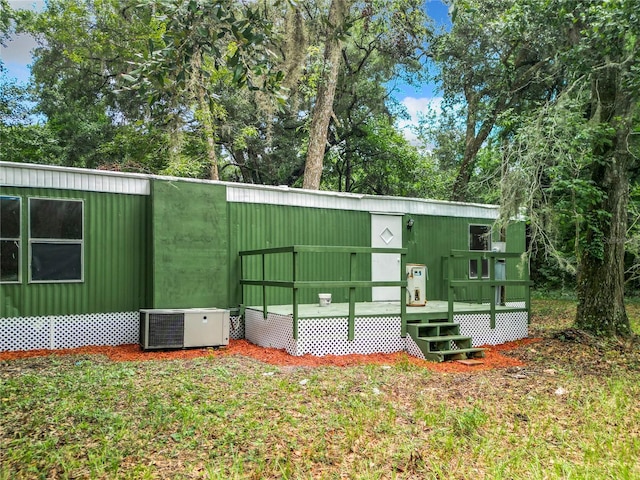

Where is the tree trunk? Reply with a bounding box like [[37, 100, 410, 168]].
[[450, 88, 502, 202], [302, 0, 349, 190], [193, 51, 219, 181], [575, 69, 633, 337]]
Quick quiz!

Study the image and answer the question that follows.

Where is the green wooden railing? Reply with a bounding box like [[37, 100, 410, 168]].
[[239, 245, 408, 341], [443, 250, 532, 327]]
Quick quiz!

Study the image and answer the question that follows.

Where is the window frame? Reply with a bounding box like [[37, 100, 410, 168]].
[[468, 224, 491, 279], [0, 196, 22, 284], [28, 197, 85, 284]]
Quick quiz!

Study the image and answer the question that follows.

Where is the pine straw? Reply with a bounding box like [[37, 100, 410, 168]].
[[0, 338, 541, 372]]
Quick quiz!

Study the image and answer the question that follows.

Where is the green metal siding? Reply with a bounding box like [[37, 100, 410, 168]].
[[405, 216, 528, 302], [505, 221, 528, 301], [150, 180, 229, 309], [2, 174, 529, 317], [0, 186, 148, 317], [229, 203, 371, 306]]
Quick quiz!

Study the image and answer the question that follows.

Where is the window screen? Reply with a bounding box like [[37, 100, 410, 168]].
[[1, 196, 21, 283], [29, 198, 83, 282]]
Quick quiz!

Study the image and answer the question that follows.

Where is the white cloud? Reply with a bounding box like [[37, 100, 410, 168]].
[[1, 2, 45, 81], [8, 0, 45, 9], [397, 96, 443, 145], [0, 33, 37, 64]]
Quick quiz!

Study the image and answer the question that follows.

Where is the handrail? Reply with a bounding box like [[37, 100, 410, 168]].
[[240, 245, 408, 341], [444, 250, 531, 327]]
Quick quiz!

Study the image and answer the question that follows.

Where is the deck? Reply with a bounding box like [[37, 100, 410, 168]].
[[244, 300, 529, 357]]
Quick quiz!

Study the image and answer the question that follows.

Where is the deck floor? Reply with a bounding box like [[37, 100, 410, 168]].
[[248, 300, 519, 319]]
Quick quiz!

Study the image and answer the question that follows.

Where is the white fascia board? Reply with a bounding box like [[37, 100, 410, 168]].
[[1, 161, 151, 195], [226, 184, 500, 220], [1, 162, 502, 220]]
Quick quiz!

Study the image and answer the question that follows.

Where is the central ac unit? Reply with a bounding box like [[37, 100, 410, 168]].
[[139, 308, 230, 350]]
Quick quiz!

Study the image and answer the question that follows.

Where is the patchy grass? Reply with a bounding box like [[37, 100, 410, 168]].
[[2, 300, 640, 479]]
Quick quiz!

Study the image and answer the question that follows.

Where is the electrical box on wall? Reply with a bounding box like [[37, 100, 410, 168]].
[[406, 264, 427, 306]]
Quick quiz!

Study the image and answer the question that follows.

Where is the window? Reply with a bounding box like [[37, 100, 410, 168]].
[[469, 224, 491, 279], [29, 198, 83, 282], [1, 196, 21, 283]]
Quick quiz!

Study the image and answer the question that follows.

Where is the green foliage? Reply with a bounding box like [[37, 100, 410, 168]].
[[125, 0, 284, 99], [321, 115, 451, 199]]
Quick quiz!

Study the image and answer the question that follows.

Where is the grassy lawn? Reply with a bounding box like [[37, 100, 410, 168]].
[[2, 299, 640, 479]]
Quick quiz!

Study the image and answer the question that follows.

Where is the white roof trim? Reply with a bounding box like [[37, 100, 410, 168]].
[[1, 162, 501, 219], [1, 161, 150, 195], [226, 184, 500, 219]]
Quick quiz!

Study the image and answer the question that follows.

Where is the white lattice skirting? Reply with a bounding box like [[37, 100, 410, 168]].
[[0, 312, 139, 352], [1, 313, 245, 352], [455, 311, 529, 346], [245, 308, 529, 357], [245, 309, 406, 357], [229, 315, 244, 340], [1, 309, 528, 354]]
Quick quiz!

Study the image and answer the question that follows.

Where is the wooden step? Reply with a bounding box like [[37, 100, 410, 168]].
[[421, 347, 486, 363], [406, 322, 461, 338], [415, 335, 473, 353]]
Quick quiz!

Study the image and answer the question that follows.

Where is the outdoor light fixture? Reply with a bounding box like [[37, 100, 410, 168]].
[[406, 218, 414, 231]]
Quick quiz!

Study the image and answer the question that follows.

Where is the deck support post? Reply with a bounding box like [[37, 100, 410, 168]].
[[292, 288, 298, 340], [489, 254, 496, 329], [400, 253, 407, 338], [348, 252, 356, 341], [293, 251, 298, 339], [447, 255, 454, 323], [261, 254, 267, 319]]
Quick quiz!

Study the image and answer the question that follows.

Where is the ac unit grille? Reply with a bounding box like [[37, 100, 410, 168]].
[[146, 313, 184, 348]]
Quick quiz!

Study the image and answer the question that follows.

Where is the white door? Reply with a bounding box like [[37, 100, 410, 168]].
[[371, 214, 403, 301]]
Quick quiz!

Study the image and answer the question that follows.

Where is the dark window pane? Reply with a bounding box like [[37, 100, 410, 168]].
[[31, 243, 82, 281], [481, 258, 489, 278], [0, 240, 19, 282], [469, 259, 478, 278], [469, 225, 490, 251], [0, 197, 20, 239], [469, 258, 489, 279], [30, 199, 82, 240]]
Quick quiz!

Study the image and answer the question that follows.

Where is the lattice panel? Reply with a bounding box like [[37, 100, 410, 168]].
[[0, 317, 51, 351], [244, 309, 297, 355], [455, 311, 528, 346], [0, 312, 138, 352], [296, 316, 405, 356], [229, 315, 244, 340], [496, 312, 529, 343], [404, 334, 426, 360], [245, 311, 407, 357]]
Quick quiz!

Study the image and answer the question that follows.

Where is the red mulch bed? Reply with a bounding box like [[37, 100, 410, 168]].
[[0, 338, 541, 372]]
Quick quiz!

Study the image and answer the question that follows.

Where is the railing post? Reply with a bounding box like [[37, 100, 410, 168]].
[[348, 252, 356, 341], [447, 254, 454, 322], [489, 253, 496, 329], [477, 255, 484, 304], [525, 268, 531, 325], [293, 250, 298, 339], [261, 253, 267, 319], [400, 252, 407, 338], [240, 254, 244, 306], [292, 288, 298, 340]]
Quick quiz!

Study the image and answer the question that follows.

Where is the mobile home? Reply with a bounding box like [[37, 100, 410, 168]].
[[0, 161, 530, 361]]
